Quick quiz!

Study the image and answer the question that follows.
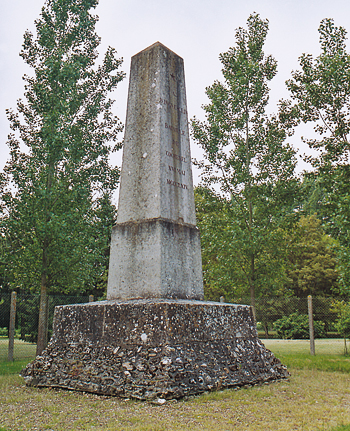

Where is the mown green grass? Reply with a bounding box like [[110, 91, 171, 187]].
[[1, 338, 350, 430], [1, 368, 349, 431], [331, 426, 350, 431], [277, 352, 350, 373], [264, 338, 350, 373], [0, 360, 31, 375], [0, 339, 36, 362]]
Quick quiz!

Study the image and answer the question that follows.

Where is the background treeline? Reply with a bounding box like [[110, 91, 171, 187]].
[[0, 7, 349, 319], [191, 14, 350, 307], [195, 189, 340, 302]]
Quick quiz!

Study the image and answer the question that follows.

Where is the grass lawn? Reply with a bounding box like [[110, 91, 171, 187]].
[[0, 339, 36, 362], [0, 338, 349, 430], [264, 338, 350, 373]]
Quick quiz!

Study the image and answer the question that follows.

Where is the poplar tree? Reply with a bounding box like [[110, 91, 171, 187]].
[[191, 14, 299, 307], [283, 18, 350, 294], [0, 0, 125, 354]]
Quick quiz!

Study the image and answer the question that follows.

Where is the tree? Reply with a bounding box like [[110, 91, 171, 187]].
[[0, 0, 124, 354], [191, 13, 299, 307], [195, 187, 290, 302], [283, 214, 338, 297], [282, 18, 350, 295], [332, 300, 350, 354]]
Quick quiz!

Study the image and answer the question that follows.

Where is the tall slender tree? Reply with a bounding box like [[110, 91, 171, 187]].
[[0, 0, 125, 354], [283, 18, 350, 294], [283, 214, 338, 297], [191, 13, 299, 307]]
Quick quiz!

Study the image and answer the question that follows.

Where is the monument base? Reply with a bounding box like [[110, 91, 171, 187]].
[[20, 300, 289, 400], [107, 218, 204, 301]]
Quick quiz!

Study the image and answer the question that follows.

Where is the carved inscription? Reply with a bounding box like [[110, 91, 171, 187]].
[[159, 98, 187, 115], [169, 165, 185, 176], [167, 179, 188, 189], [166, 150, 186, 163], [165, 122, 185, 135], [166, 150, 188, 190], [162, 80, 188, 191]]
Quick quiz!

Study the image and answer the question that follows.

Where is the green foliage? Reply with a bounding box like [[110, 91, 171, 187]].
[[284, 215, 339, 297], [0, 295, 10, 330], [273, 313, 326, 339], [0, 0, 124, 296], [17, 295, 40, 343], [192, 14, 299, 305], [283, 18, 350, 168], [195, 187, 292, 301], [332, 300, 350, 354], [283, 18, 350, 295]]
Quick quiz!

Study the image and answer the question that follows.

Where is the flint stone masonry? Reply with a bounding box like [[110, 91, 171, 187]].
[[21, 300, 289, 400], [107, 42, 203, 301]]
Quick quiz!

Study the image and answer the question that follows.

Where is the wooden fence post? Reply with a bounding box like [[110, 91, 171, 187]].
[[8, 291, 17, 362], [89, 295, 94, 303], [308, 295, 315, 356]]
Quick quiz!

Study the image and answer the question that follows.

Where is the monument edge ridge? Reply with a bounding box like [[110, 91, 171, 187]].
[[111, 216, 199, 230], [56, 298, 252, 309], [132, 41, 184, 60]]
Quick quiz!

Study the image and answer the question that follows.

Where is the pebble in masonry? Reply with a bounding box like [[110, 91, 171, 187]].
[[107, 41, 204, 301]]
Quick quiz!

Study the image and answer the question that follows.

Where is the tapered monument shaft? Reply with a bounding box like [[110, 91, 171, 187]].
[[107, 42, 204, 300]]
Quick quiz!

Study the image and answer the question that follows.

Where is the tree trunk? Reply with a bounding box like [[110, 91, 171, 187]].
[[264, 323, 269, 339], [244, 98, 256, 324], [250, 255, 255, 308], [36, 247, 49, 356], [249, 255, 256, 324]]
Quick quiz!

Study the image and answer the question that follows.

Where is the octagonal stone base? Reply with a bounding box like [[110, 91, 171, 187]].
[[20, 299, 289, 400]]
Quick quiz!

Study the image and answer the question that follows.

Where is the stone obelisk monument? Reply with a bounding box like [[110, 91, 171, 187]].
[[107, 42, 203, 301], [20, 43, 289, 400]]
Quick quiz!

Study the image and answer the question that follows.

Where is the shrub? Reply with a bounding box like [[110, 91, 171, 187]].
[[273, 313, 326, 339], [333, 301, 350, 338], [332, 300, 350, 354], [0, 327, 8, 337]]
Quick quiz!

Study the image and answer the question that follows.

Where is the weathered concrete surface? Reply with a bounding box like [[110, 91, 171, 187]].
[[21, 300, 289, 400], [117, 42, 195, 225], [108, 219, 203, 300], [107, 42, 203, 301]]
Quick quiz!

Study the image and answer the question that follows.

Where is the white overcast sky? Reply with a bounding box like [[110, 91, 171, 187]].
[[1, 0, 350, 197]]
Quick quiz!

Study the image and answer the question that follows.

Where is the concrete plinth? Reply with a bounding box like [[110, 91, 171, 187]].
[[107, 219, 203, 300], [21, 300, 289, 400]]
